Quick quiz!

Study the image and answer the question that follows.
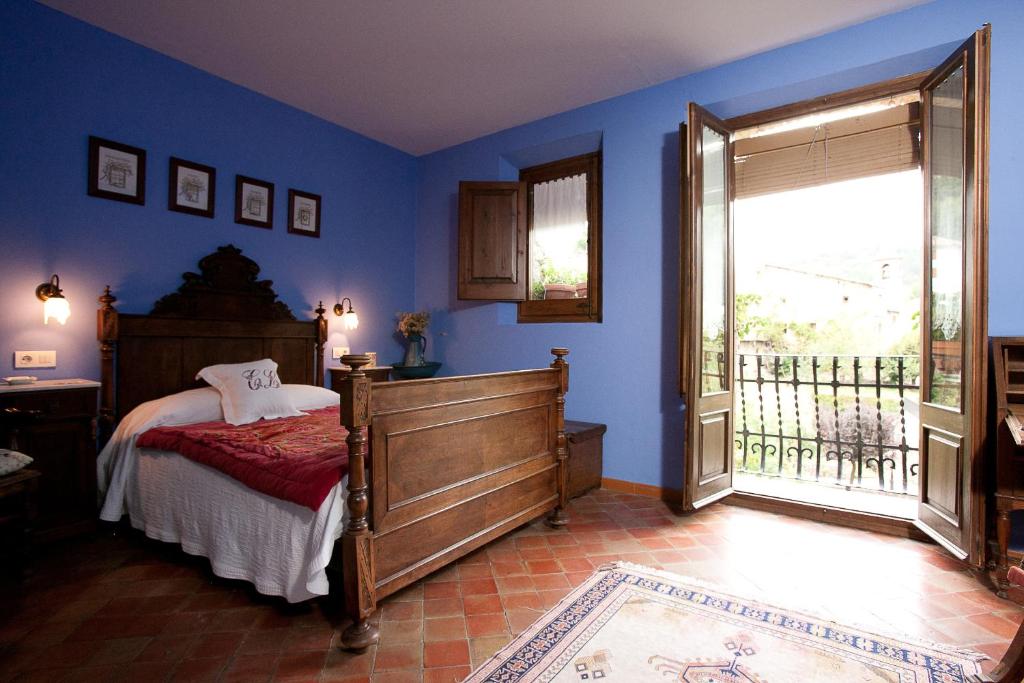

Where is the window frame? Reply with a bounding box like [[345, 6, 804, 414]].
[[517, 151, 602, 323], [724, 71, 930, 130]]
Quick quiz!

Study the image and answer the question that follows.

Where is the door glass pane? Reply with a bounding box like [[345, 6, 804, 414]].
[[702, 125, 728, 395], [529, 173, 589, 301], [928, 66, 964, 408]]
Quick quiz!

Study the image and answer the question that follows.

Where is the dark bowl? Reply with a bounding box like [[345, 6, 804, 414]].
[[390, 361, 442, 380]]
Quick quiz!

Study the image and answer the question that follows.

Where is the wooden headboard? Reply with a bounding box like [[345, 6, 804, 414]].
[[97, 245, 327, 437]]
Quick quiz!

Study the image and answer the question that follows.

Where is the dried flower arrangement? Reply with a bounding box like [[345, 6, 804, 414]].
[[397, 311, 430, 337]]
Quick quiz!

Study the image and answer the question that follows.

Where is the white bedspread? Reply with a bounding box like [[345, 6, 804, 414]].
[[97, 386, 348, 603]]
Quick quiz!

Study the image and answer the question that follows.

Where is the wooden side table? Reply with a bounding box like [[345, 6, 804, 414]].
[[330, 366, 392, 391], [0, 379, 100, 542], [0, 468, 41, 578]]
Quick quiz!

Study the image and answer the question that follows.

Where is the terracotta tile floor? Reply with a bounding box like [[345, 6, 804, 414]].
[[2, 489, 1022, 682]]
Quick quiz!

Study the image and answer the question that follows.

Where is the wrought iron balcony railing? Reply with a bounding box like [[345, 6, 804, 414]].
[[730, 353, 921, 496]]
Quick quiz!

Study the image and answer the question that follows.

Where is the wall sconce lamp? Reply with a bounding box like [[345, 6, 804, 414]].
[[36, 274, 70, 325], [333, 297, 359, 330]]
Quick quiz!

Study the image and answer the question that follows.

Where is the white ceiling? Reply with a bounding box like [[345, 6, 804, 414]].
[[40, 0, 926, 156]]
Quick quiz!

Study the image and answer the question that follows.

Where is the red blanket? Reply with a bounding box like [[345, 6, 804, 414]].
[[136, 407, 349, 510]]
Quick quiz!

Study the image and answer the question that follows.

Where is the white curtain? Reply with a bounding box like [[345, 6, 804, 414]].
[[530, 173, 589, 288]]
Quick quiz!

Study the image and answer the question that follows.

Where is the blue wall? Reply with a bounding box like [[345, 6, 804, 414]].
[[0, 0, 418, 385], [413, 0, 1024, 489], [5, 0, 1023, 490]]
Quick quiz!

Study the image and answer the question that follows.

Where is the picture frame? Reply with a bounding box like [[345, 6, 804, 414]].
[[287, 189, 321, 238], [168, 157, 216, 218], [235, 175, 274, 229], [88, 136, 146, 205], [366, 352, 377, 368]]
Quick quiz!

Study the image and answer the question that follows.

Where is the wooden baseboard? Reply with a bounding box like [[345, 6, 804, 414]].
[[600, 478, 928, 541], [601, 477, 682, 504]]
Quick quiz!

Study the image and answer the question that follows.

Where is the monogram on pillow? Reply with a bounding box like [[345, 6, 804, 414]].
[[197, 359, 304, 425], [242, 368, 282, 391]]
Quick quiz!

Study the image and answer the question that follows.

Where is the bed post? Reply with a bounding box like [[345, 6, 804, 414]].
[[547, 347, 570, 527], [338, 354, 379, 652], [314, 301, 327, 388], [97, 286, 119, 445]]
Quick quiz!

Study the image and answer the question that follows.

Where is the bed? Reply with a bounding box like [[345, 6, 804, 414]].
[[96, 244, 570, 651], [97, 384, 351, 603]]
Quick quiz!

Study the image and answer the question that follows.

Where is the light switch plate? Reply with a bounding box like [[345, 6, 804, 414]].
[[14, 350, 56, 368], [332, 346, 350, 360]]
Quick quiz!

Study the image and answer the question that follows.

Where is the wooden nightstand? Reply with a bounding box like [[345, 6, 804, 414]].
[[0, 380, 100, 541], [330, 366, 391, 391]]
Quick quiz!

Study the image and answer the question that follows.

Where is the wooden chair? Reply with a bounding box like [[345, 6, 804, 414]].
[[972, 565, 1024, 682], [0, 468, 41, 578]]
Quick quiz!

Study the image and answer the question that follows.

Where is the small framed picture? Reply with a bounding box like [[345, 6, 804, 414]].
[[88, 136, 146, 205], [366, 352, 377, 368], [168, 157, 216, 218], [288, 189, 321, 238], [235, 175, 274, 229]]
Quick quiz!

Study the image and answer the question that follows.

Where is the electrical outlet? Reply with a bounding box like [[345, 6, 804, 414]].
[[14, 350, 56, 368], [332, 346, 350, 360]]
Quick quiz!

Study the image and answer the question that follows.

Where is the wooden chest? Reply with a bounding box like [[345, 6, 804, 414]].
[[565, 420, 606, 499]]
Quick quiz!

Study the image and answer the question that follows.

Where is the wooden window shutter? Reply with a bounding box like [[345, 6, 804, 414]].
[[734, 102, 920, 199], [458, 181, 528, 300]]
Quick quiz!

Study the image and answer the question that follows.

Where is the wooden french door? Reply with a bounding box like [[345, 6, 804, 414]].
[[916, 26, 990, 565], [681, 103, 737, 511]]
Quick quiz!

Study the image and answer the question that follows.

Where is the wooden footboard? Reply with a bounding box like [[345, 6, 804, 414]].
[[336, 349, 569, 650]]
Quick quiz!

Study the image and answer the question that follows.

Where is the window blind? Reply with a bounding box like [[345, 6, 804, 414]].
[[734, 102, 920, 199]]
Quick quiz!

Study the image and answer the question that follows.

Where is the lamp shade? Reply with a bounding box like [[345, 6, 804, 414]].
[[334, 297, 359, 330], [36, 274, 69, 325], [341, 310, 359, 330], [44, 295, 70, 325]]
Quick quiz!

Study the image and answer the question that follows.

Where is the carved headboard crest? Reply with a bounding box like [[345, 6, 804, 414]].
[[97, 244, 326, 440], [151, 244, 295, 320]]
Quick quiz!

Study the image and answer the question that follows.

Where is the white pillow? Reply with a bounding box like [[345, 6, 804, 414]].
[[196, 359, 304, 426], [0, 449, 32, 476], [282, 384, 341, 411], [138, 387, 225, 426]]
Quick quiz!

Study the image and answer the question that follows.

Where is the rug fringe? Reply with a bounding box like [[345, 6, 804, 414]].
[[600, 561, 989, 663]]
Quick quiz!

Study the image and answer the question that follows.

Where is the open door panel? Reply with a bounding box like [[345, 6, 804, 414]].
[[916, 26, 989, 566], [681, 103, 736, 511]]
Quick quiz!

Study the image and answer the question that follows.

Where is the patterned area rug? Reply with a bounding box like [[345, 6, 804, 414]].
[[465, 562, 985, 682]]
